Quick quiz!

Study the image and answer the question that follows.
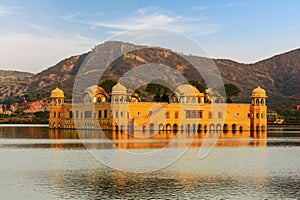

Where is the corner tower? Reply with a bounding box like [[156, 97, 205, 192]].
[[111, 82, 130, 132], [250, 86, 267, 131], [49, 87, 65, 129]]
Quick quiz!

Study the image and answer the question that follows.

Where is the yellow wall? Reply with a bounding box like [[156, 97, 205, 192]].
[[49, 101, 267, 132]]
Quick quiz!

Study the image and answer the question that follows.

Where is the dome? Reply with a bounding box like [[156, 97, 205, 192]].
[[175, 84, 203, 97], [51, 87, 64, 98], [130, 92, 140, 102], [84, 85, 108, 97], [252, 86, 266, 97], [112, 82, 127, 94], [132, 92, 139, 98]]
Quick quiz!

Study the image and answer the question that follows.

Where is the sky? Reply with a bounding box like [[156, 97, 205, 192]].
[[0, 0, 299, 73]]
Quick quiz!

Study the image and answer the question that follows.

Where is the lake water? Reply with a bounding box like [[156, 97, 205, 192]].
[[0, 125, 299, 199]]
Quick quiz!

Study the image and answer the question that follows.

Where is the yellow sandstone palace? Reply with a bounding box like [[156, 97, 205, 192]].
[[49, 83, 267, 133]]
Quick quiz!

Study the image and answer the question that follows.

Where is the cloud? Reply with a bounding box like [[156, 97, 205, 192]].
[[29, 24, 49, 33], [0, 5, 15, 16], [61, 12, 81, 20], [75, 7, 217, 37], [0, 32, 98, 73], [192, 5, 210, 11]]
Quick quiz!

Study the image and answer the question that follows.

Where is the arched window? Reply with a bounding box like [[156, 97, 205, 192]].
[[256, 99, 259, 105], [83, 94, 91, 104], [260, 99, 264, 105], [256, 125, 260, 131]]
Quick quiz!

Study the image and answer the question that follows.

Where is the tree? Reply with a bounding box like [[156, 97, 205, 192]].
[[188, 80, 207, 93], [34, 111, 49, 118], [145, 80, 173, 102], [223, 83, 241, 103], [99, 79, 117, 94]]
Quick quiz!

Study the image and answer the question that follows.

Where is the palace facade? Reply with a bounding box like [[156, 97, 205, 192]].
[[49, 83, 267, 133]]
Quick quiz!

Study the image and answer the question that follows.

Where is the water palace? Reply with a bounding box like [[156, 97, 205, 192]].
[[49, 83, 267, 133]]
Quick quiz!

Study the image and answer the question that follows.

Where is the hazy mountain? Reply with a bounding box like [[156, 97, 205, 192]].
[[0, 70, 34, 101], [0, 41, 299, 111], [0, 70, 33, 85]]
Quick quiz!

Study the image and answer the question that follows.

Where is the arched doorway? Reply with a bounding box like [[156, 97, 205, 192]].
[[239, 126, 243, 132], [159, 124, 164, 133], [186, 124, 191, 133], [223, 124, 228, 133], [142, 126, 146, 133], [173, 124, 178, 133], [216, 124, 222, 132], [149, 123, 155, 134], [166, 124, 172, 132], [192, 124, 196, 133], [204, 124, 208, 133], [210, 124, 215, 132], [232, 124, 237, 133], [180, 124, 184, 133], [197, 124, 202, 133]]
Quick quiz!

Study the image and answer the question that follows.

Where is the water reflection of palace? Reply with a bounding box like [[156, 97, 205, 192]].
[[47, 129, 267, 149], [49, 83, 268, 134]]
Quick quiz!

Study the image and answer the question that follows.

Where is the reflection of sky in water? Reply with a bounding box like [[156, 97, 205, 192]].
[[0, 126, 299, 199]]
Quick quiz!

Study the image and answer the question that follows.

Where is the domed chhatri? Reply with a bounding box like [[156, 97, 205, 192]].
[[51, 86, 64, 98], [83, 85, 108, 104], [252, 86, 267, 97], [175, 84, 203, 97], [84, 85, 107, 97], [111, 82, 127, 94]]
